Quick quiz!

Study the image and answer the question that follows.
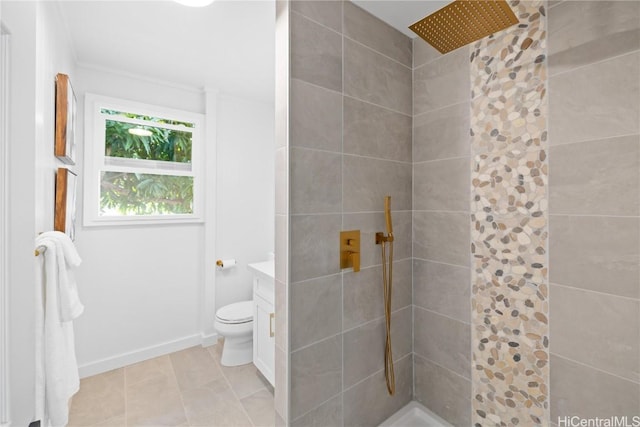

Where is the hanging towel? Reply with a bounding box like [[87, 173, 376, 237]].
[[35, 231, 84, 427]]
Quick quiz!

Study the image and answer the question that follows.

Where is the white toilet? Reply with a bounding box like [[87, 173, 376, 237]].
[[214, 300, 254, 366]]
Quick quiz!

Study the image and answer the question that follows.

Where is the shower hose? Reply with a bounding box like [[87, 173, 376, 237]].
[[381, 235, 395, 396]]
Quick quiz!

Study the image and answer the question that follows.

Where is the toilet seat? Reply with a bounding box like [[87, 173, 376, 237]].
[[215, 300, 253, 324]]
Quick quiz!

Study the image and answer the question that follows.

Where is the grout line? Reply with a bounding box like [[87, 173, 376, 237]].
[[343, 92, 412, 118], [549, 48, 640, 79], [412, 257, 470, 270], [413, 353, 472, 383], [413, 305, 471, 326], [290, 210, 415, 217], [549, 282, 640, 303], [548, 213, 640, 219], [342, 305, 413, 335], [290, 10, 342, 37], [290, 391, 343, 424], [547, 132, 640, 149], [342, 353, 413, 393], [343, 35, 412, 71], [413, 155, 471, 165], [550, 352, 640, 385], [413, 209, 470, 214], [413, 99, 469, 119], [291, 145, 413, 165], [167, 351, 191, 427]]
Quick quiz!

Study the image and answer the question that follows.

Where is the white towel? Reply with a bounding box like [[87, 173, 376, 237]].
[[35, 231, 84, 427]]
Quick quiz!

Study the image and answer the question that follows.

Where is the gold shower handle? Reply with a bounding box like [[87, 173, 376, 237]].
[[384, 196, 393, 236]]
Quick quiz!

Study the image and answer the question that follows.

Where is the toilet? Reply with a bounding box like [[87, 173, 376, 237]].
[[214, 300, 254, 366]]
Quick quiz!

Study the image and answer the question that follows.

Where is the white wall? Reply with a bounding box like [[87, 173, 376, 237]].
[[3, 1, 75, 423], [215, 93, 274, 310], [72, 66, 208, 376]]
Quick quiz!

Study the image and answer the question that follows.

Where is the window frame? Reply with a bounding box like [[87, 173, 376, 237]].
[[84, 94, 205, 226]]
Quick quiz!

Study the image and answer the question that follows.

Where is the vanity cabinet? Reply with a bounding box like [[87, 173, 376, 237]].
[[249, 261, 275, 386]]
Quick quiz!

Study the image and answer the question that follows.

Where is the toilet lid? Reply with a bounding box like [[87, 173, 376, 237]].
[[216, 301, 253, 324]]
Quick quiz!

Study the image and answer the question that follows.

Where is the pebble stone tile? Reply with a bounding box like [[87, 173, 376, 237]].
[[469, 1, 550, 426]]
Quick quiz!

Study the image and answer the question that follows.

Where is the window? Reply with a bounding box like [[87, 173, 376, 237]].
[[84, 94, 205, 225]]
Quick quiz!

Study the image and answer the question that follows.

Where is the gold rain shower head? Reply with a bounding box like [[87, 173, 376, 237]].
[[409, 0, 519, 54]]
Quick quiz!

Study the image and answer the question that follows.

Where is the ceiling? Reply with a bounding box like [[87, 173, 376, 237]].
[[56, 1, 448, 104]]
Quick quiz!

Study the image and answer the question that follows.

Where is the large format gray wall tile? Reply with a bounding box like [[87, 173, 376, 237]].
[[549, 52, 640, 145], [413, 211, 470, 266], [291, 79, 342, 152], [413, 37, 440, 69], [414, 307, 471, 379], [291, 274, 342, 351], [343, 156, 412, 213], [291, 394, 343, 427], [549, 215, 639, 298], [343, 96, 412, 162], [550, 355, 640, 419], [343, 1, 412, 67], [413, 102, 470, 162], [549, 135, 640, 216], [414, 354, 471, 426], [414, 48, 469, 115], [414, 157, 470, 212], [548, 1, 640, 76], [413, 259, 470, 324], [290, 336, 342, 420], [343, 355, 413, 427], [343, 306, 412, 388], [344, 38, 412, 115], [343, 211, 412, 268], [290, 214, 342, 282], [290, 148, 342, 214], [291, 11, 342, 92], [343, 259, 412, 330], [291, 0, 342, 32], [550, 284, 639, 383]]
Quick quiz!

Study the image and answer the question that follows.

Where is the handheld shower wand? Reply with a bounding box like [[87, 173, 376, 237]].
[[377, 196, 395, 395]]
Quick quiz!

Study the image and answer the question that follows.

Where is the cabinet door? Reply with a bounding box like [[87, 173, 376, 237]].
[[253, 295, 275, 386]]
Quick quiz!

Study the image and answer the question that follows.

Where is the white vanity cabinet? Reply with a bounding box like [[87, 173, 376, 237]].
[[248, 260, 275, 386]]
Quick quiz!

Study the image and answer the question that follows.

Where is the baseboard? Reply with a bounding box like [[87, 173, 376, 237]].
[[200, 332, 219, 348], [78, 334, 203, 378]]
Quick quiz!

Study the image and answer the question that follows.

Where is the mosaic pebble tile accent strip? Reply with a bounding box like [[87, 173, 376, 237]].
[[470, 1, 549, 425]]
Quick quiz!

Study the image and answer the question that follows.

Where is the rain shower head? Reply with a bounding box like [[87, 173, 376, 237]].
[[409, 0, 519, 54]]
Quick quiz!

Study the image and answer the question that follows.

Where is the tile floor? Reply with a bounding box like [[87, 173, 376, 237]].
[[68, 341, 276, 426]]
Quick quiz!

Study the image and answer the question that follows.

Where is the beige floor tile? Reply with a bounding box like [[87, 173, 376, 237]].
[[207, 341, 223, 365], [170, 345, 223, 392], [181, 378, 254, 426], [125, 355, 174, 387], [221, 362, 269, 399], [241, 389, 276, 427], [68, 369, 125, 427], [126, 374, 187, 426], [92, 414, 127, 427]]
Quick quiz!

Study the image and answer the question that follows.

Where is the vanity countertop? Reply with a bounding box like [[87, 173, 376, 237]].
[[248, 259, 274, 280]]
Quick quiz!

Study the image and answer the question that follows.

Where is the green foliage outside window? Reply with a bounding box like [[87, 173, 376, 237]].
[[100, 114, 195, 216]]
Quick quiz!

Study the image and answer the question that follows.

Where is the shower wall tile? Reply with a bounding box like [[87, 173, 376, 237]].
[[344, 38, 412, 115], [469, 1, 549, 424], [549, 135, 640, 216], [343, 1, 412, 68], [274, 345, 288, 419], [550, 354, 640, 419], [414, 354, 471, 427], [413, 102, 470, 163], [413, 48, 469, 115], [413, 157, 469, 212], [291, 394, 343, 427], [549, 215, 639, 299], [290, 214, 341, 282], [343, 259, 412, 330], [291, 78, 342, 152], [275, 279, 287, 352], [343, 96, 412, 162], [413, 37, 440, 69], [343, 211, 412, 268], [550, 284, 640, 383], [413, 259, 470, 324], [290, 148, 342, 214], [413, 211, 469, 267], [291, 0, 342, 32], [275, 148, 288, 216], [291, 11, 342, 92], [290, 336, 342, 420], [290, 274, 342, 351], [548, 0, 640, 76], [413, 307, 470, 379], [343, 155, 412, 213], [342, 355, 413, 427], [343, 306, 412, 388], [275, 215, 288, 285], [549, 51, 640, 145]]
